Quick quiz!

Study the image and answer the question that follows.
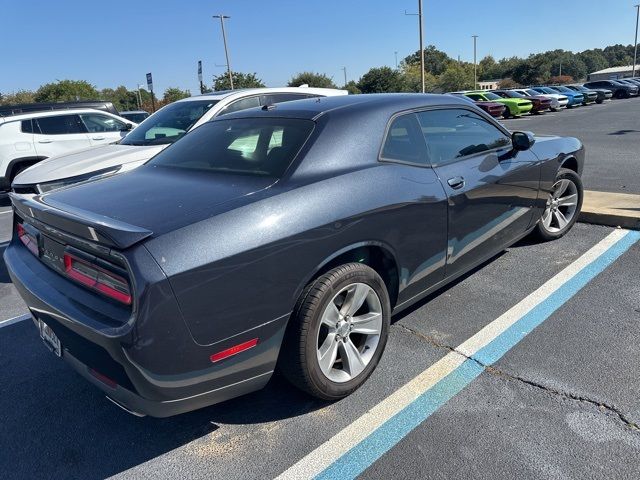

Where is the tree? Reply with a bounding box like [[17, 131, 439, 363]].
[[437, 63, 474, 92], [497, 78, 521, 89], [0, 89, 36, 105], [400, 62, 438, 92], [403, 45, 451, 76], [288, 72, 336, 88], [357, 67, 405, 93], [343, 80, 361, 95], [548, 75, 574, 85], [162, 87, 191, 104], [100, 85, 140, 111], [34, 80, 99, 102], [213, 72, 265, 91]]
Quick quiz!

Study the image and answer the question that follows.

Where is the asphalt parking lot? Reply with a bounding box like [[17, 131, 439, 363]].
[[1, 100, 640, 480], [501, 97, 640, 194]]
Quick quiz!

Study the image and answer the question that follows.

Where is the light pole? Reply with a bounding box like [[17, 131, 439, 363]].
[[472, 35, 478, 90], [633, 5, 640, 77], [394, 51, 398, 69], [213, 14, 234, 89], [405, 0, 425, 92], [341, 66, 347, 86]]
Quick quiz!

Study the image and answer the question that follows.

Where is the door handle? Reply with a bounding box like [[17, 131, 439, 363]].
[[38, 139, 53, 144], [92, 136, 106, 141], [447, 176, 465, 190]]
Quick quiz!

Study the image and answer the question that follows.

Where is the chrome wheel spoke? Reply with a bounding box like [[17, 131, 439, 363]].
[[350, 312, 382, 335], [542, 208, 553, 228], [321, 302, 341, 328], [553, 179, 570, 198], [340, 283, 370, 317], [553, 209, 569, 229], [557, 193, 577, 207], [340, 339, 366, 378], [317, 333, 339, 374]]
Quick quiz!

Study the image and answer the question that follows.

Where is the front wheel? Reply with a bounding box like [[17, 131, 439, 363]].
[[536, 168, 583, 241], [279, 263, 391, 400]]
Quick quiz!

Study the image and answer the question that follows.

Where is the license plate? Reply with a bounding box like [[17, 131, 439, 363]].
[[38, 320, 62, 357]]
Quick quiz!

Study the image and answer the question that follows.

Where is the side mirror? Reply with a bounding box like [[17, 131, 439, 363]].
[[122, 123, 133, 131], [512, 131, 535, 151]]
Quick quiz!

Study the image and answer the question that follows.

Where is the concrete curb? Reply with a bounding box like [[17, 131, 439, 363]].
[[578, 190, 640, 230]]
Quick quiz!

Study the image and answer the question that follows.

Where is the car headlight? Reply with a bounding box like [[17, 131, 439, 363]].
[[37, 167, 122, 194]]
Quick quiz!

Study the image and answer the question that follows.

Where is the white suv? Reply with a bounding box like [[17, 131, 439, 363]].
[[12, 87, 347, 194], [0, 109, 136, 191]]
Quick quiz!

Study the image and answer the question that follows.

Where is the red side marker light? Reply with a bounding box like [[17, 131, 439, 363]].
[[210, 338, 259, 363], [89, 368, 118, 389]]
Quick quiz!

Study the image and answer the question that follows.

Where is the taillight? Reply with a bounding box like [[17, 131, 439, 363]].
[[17, 223, 39, 256], [63, 252, 132, 305]]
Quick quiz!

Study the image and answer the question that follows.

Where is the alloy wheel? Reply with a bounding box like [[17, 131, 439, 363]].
[[316, 283, 382, 383], [541, 178, 579, 233]]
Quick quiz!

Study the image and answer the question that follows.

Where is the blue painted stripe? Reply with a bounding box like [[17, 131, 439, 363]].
[[315, 230, 640, 480]]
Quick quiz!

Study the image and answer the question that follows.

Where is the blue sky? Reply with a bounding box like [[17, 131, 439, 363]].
[[3, 1, 638, 95]]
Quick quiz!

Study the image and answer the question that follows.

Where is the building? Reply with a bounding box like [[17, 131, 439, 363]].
[[587, 65, 637, 81], [477, 80, 500, 90]]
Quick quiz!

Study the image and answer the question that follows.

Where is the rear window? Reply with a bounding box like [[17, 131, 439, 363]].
[[148, 118, 315, 177]]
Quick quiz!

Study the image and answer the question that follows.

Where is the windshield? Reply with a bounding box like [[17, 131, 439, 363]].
[[553, 86, 571, 93], [121, 100, 218, 146], [147, 118, 315, 178], [525, 89, 539, 96], [483, 92, 501, 100]]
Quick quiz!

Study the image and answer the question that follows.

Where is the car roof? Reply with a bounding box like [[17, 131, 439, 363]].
[[120, 110, 148, 114], [175, 87, 348, 103], [216, 93, 475, 122]]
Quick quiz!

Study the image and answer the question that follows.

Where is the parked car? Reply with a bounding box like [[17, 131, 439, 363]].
[[583, 80, 638, 99], [0, 109, 136, 191], [539, 86, 584, 107], [616, 78, 640, 89], [566, 85, 612, 104], [5, 94, 584, 417], [459, 91, 533, 118], [0, 101, 120, 116], [120, 110, 150, 123], [511, 88, 569, 111], [491, 90, 552, 114], [559, 85, 597, 105], [448, 93, 506, 117], [12, 87, 348, 194]]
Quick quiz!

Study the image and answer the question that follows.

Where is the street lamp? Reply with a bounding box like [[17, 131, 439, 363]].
[[405, 1, 425, 93], [633, 5, 640, 77], [472, 35, 479, 90], [213, 14, 234, 90]]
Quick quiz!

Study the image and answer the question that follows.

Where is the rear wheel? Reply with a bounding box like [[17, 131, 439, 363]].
[[279, 263, 390, 400], [502, 107, 511, 119], [536, 168, 583, 241]]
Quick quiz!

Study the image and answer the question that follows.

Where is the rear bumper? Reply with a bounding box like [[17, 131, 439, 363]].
[[4, 239, 283, 417]]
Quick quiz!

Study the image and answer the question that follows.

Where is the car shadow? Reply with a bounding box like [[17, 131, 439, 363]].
[[608, 129, 640, 136]]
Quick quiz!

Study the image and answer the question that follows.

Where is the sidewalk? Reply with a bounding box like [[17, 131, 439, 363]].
[[580, 190, 640, 230]]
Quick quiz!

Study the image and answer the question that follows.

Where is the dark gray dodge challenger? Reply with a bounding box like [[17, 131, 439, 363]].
[[5, 94, 584, 417]]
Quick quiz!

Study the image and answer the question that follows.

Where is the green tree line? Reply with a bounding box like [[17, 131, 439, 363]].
[[1, 42, 636, 108]]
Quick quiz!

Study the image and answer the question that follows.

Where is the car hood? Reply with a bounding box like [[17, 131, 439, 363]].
[[13, 144, 166, 186], [40, 165, 277, 240]]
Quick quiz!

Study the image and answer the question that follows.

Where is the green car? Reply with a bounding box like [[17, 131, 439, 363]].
[[464, 91, 533, 118]]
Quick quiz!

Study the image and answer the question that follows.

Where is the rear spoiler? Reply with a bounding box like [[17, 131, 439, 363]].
[[10, 193, 152, 250]]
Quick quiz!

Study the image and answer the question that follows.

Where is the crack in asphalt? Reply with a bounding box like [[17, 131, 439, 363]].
[[395, 323, 640, 432]]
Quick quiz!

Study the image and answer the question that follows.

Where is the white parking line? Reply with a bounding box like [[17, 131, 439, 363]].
[[278, 229, 638, 480], [0, 313, 31, 329]]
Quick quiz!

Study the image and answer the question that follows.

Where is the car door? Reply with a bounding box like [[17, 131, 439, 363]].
[[79, 113, 128, 146], [32, 114, 91, 158], [416, 107, 540, 279]]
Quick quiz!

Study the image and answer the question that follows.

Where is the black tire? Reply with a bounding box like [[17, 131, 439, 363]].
[[279, 263, 391, 400], [614, 90, 625, 99], [536, 168, 583, 241], [502, 107, 511, 119], [596, 98, 603, 104]]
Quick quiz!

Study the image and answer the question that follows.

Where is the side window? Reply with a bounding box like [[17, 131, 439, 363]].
[[466, 94, 483, 101], [380, 113, 428, 165], [21, 119, 35, 133], [35, 115, 86, 135], [218, 96, 261, 116], [416, 108, 510, 166], [263, 93, 310, 105], [80, 114, 125, 132]]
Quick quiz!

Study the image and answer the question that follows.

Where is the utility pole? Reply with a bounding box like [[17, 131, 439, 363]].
[[394, 51, 398, 69], [341, 67, 347, 86], [633, 5, 640, 77], [136, 84, 142, 110], [472, 35, 479, 90], [213, 14, 234, 89], [405, 0, 425, 93], [559, 61, 562, 77]]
